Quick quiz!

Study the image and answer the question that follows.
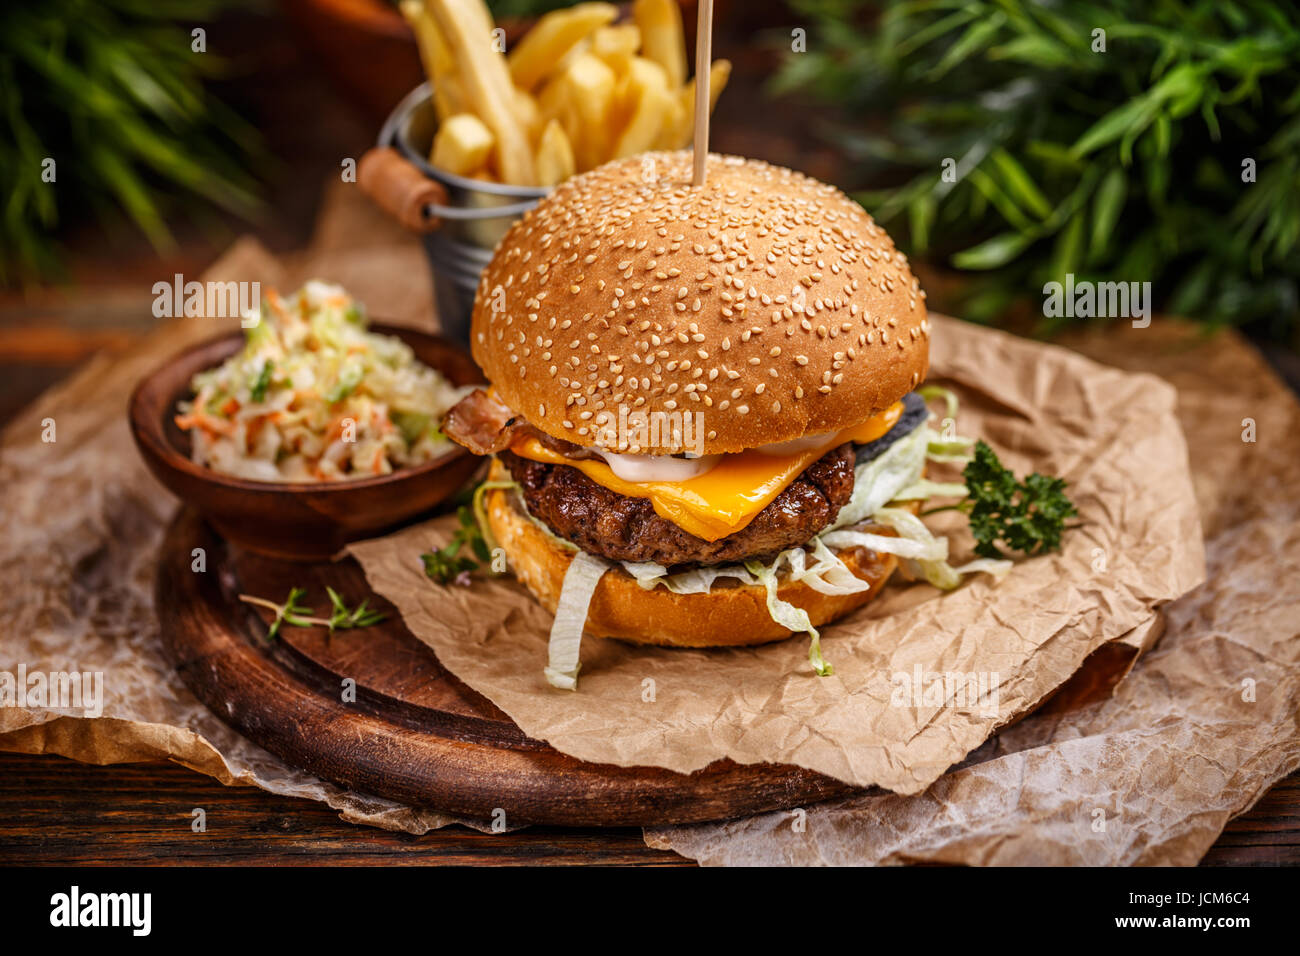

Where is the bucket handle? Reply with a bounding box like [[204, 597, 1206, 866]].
[[358, 147, 538, 233]]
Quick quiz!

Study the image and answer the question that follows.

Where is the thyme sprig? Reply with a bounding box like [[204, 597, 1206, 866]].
[[238, 586, 387, 641]]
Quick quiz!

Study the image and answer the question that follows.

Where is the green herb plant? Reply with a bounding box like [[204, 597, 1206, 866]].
[[920, 438, 1078, 558], [1, 0, 262, 285], [420, 504, 492, 584], [774, 0, 1300, 337], [960, 439, 1078, 558]]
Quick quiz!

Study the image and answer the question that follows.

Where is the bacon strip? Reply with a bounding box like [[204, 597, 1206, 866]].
[[440, 389, 521, 455], [441, 389, 600, 460]]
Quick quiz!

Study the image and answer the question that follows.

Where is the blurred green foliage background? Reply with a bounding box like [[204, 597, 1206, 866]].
[[0, 0, 261, 286], [775, 0, 1300, 338]]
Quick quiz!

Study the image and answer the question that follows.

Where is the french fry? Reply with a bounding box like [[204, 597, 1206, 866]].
[[700, 59, 731, 116], [401, 0, 464, 121], [559, 53, 617, 171], [666, 58, 731, 149], [553, 36, 593, 77], [508, 2, 618, 92], [425, 0, 535, 185], [590, 24, 641, 75], [535, 119, 576, 186], [634, 0, 686, 89], [654, 97, 687, 151], [433, 75, 469, 123], [401, 0, 451, 75], [610, 57, 672, 160], [512, 87, 542, 142], [432, 113, 495, 177], [607, 64, 638, 137], [538, 72, 578, 137], [405, 0, 728, 187]]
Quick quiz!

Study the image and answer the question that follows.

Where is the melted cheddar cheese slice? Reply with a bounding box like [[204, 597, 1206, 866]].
[[509, 402, 903, 542]]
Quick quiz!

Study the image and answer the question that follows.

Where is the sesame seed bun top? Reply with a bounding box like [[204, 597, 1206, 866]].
[[471, 151, 930, 456]]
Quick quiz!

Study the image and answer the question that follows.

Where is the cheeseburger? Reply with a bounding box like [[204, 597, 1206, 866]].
[[442, 152, 943, 688]]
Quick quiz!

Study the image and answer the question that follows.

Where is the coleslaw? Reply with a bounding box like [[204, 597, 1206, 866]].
[[176, 281, 471, 483]]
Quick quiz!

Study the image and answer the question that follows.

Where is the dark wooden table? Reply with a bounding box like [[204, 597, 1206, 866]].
[[0, 752, 1295, 865], [0, 753, 685, 866]]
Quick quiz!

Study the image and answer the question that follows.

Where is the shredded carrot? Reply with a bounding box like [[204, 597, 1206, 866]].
[[267, 289, 287, 321], [372, 447, 385, 474], [221, 397, 239, 416], [175, 412, 235, 437], [246, 416, 267, 450]]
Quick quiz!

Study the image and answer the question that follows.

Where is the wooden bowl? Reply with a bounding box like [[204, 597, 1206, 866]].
[[129, 325, 484, 561]]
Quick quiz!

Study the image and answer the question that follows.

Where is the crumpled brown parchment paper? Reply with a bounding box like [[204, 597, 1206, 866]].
[[349, 315, 1205, 794], [643, 320, 1300, 864]]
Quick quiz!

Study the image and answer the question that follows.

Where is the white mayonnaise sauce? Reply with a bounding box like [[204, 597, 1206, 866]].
[[588, 430, 841, 481], [594, 450, 722, 483], [752, 432, 836, 457]]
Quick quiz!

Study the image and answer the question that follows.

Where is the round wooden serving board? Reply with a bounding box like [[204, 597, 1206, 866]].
[[157, 509, 856, 826]]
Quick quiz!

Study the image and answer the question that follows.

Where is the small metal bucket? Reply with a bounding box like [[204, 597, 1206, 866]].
[[369, 83, 549, 345]]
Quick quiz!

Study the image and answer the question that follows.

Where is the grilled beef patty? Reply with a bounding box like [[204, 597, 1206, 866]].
[[501, 444, 856, 567]]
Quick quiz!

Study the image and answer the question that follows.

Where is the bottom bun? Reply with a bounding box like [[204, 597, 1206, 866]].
[[485, 463, 906, 648]]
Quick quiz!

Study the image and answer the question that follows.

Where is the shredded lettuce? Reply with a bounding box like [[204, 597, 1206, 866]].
[[860, 507, 1010, 590], [622, 560, 756, 594], [917, 384, 957, 420], [791, 538, 874, 596], [925, 440, 979, 463], [822, 527, 947, 563], [544, 551, 612, 690], [945, 557, 1015, 584], [745, 560, 833, 676], [832, 423, 931, 530], [471, 479, 519, 557], [621, 560, 670, 585], [893, 478, 970, 500], [918, 384, 980, 463], [623, 540, 866, 676]]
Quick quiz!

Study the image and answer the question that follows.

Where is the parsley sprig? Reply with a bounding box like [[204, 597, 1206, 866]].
[[239, 586, 387, 641], [961, 440, 1077, 559], [920, 439, 1077, 558]]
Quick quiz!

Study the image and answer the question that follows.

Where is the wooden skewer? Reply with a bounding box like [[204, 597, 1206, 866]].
[[692, 0, 714, 187]]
